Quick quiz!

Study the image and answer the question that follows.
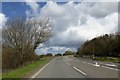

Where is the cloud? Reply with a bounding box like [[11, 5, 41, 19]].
[[87, 2, 118, 18], [35, 45, 77, 55], [25, 1, 118, 54], [0, 13, 7, 29], [0, 13, 7, 42], [25, 0, 39, 17]]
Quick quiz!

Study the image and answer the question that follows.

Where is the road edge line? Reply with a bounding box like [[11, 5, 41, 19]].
[[31, 58, 55, 78]]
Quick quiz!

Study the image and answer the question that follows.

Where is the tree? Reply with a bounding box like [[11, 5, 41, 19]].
[[2, 18, 53, 70], [40, 54, 46, 58], [55, 53, 62, 56], [63, 50, 74, 56], [46, 53, 53, 57], [76, 33, 120, 57]]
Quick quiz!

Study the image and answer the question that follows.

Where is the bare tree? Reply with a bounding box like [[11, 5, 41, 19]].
[[2, 18, 53, 69], [25, 18, 52, 50]]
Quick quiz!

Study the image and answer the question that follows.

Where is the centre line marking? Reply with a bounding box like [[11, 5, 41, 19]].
[[73, 67, 87, 75]]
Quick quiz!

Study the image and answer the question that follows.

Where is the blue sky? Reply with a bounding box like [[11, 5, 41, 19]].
[[2, 2, 79, 18], [1, 1, 118, 55], [2, 2, 46, 18], [3, 2, 27, 18]]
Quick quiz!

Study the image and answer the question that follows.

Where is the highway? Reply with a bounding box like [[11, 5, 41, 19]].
[[32, 56, 119, 78]]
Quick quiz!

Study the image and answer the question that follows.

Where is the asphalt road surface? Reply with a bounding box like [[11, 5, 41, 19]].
[[32, 56, 119, 78]]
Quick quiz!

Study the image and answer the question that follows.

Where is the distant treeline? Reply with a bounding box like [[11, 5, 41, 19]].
[[76, 33, 120, 57], [39, 53, 53, 58]]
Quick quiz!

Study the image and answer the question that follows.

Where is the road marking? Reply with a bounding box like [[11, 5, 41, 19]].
[[87, 62, 94, 65], [66, 63, 71, 66], [73, 57, 109, 67], [102, 66, 120, 71], [73, 67, 87, 75], [94, 63, 100, 67], [74, 59, 97, 67], [83, 62, 100, 67], [105, 64, 117, 67], [31, 58, 54, 78]]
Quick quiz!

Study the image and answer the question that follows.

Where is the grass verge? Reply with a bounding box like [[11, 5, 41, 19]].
[[2, 57, 54, 78], [93, 57, 120, 63]]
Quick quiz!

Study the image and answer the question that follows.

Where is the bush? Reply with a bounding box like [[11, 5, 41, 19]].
[[46, 53, 53, 57], [55, 53, 62, 56]]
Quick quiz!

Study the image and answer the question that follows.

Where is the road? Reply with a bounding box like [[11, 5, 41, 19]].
[[32, 56, 119, 78]]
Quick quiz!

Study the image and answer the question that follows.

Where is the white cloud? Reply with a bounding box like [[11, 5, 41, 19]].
[[35, 45, 76, 55], [26, 1, 118, 54], [25, 0, 39, 17], [87, 2, 118, 18], [59, 12, 118, 41], [0, 13, 7, 29]]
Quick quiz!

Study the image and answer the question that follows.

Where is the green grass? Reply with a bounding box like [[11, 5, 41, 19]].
[[2, 57, 53, 78], [93, 57, 120, 63], [0, 73, 2, 80]]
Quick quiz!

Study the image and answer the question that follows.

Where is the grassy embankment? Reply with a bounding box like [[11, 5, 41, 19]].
[[93, 57, 120, 63], [2, 57, 54, 78], [75, 55, 120, 63]]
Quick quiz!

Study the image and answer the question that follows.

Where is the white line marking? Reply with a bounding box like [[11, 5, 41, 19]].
[[105, 64, 117, 67], [67, 63, 71, 66], [31, 59, 54, 78], [102, 66, 120, 71], [94, 63, 100, 67], [74, 59, 98, 67], [73, 67, 87, 75], [87, 62, 94, 65], [83, 62, 100, 67]]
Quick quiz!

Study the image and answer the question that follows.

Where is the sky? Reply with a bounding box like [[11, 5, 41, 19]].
[[0, 0, 119, 55]]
